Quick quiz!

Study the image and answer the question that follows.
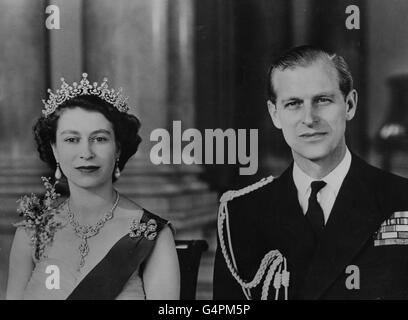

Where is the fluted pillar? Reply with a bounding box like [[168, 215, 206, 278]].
[[82, 0, 218, 238], [0, 0, 48, 299], [228, 0, 293, 182]]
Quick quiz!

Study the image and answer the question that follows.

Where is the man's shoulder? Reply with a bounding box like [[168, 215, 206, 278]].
[[353, 155, 408, 187], [351, 155, 408, 210], [219, 175, 281, 207]]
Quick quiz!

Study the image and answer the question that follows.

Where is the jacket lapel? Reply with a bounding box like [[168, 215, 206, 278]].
[[299, 156, 385, 299], [270, 164, 319, 298], [274, 164, 316, 244]]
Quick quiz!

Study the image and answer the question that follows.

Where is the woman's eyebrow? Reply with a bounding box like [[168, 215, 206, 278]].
[[60, 130, 80, 135], [90, 129, 112, 135], [59, 129, 112, 135]]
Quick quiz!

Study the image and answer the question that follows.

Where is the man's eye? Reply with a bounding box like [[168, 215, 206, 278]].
[[317, 97, 332, 104], [285, 101, 300, 108]]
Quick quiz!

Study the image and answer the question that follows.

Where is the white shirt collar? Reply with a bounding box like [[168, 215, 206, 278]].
[[293, 148, 352, 199]]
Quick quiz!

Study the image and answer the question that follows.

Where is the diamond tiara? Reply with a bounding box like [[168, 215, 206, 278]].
[[42, 73, 129, 117]]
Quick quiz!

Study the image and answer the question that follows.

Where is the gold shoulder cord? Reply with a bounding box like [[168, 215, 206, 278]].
[[217, 175, 290, 300]]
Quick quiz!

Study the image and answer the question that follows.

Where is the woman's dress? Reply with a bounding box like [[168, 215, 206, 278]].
[[21, 206, 168, 300]]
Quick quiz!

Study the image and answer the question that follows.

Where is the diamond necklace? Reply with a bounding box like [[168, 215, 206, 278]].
[[67, 191, 120, 270]]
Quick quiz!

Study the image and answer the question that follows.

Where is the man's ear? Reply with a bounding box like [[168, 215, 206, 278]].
[[345, 89, 358, 121], [51, 143, 58, 162], [267, 100, 282, 129]]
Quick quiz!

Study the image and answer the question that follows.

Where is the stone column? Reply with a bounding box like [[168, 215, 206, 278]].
[[82, 0, 218, 239], [0, 0, 48, 298], [308, 0, 368, 157], [227, 0, 293, 182]]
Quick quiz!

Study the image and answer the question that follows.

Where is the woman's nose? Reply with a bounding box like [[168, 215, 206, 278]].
[[79, 140, 95, 159]]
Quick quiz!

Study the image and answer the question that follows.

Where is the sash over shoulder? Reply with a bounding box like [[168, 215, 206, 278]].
[[67, 209, 169, 300]]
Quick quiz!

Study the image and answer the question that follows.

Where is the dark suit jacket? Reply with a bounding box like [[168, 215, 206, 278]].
[[213, 154, 408, 299]]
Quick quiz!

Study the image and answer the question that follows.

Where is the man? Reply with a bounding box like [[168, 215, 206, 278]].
[[213, 45, 408, 299]]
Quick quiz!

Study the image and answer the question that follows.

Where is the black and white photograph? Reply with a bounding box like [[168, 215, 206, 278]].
[[0, 0, 408, 306]]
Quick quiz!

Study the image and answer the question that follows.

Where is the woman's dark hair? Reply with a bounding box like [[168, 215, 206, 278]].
[[33, 95, 142, 182]]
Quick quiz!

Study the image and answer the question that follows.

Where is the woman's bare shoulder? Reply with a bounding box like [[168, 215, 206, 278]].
[[115, 194, 144, 221]]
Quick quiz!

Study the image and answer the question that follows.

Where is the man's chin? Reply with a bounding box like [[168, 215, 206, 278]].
[[293, 147, 330, 162]]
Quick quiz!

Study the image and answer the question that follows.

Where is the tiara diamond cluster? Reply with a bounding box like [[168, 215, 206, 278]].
[[42, 73, 129, 117]]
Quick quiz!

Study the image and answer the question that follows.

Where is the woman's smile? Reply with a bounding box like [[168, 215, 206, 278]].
[[75, 165, 100, 174]]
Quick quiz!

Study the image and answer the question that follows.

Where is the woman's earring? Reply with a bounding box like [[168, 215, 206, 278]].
[[55, 162, 62, 180], [114, 159, 121, 179]]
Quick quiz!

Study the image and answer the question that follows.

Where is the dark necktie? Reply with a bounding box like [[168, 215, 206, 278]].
[[306, 180, 327, 238]]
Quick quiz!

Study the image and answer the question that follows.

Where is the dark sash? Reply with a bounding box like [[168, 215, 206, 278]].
[[67, 209, 167, 300]]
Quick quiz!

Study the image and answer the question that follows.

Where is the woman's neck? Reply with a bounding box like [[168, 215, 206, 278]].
[[67, 182, 117, 225]]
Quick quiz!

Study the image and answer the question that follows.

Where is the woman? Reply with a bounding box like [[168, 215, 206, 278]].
[[6, 73, 180, 299]]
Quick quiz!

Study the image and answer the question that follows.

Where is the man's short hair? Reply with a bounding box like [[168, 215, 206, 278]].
[[267, 45, 354, 103]]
